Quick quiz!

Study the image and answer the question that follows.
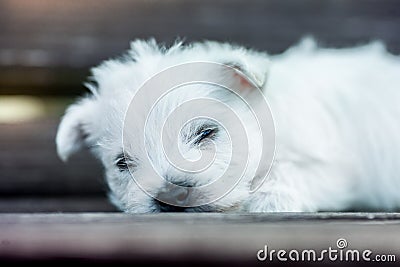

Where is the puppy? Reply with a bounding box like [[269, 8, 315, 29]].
[[56, 38, 400, 212]]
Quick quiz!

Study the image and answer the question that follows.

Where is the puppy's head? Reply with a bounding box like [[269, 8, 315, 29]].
[[56, 40, 272, 213]]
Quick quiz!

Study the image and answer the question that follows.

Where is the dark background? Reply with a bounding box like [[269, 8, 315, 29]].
[[0, 0, 399, 212]]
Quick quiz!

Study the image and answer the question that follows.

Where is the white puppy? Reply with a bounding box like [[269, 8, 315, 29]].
[[56, 38, 400, 212]]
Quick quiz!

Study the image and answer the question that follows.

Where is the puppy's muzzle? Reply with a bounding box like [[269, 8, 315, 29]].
[[157, 184, 191, 205], [156, 184, 192, 212]]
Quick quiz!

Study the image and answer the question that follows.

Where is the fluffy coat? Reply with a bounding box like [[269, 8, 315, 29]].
[[56, 38, 400, 212]]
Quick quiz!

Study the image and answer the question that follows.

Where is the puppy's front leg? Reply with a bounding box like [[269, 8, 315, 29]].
[[245, 190, 314, 212]]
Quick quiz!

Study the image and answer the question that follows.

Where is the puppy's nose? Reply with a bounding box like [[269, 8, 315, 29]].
[[157, 184, 191, 206]]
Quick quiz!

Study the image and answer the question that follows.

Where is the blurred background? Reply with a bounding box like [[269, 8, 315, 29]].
[[0, 0, 399, 212]]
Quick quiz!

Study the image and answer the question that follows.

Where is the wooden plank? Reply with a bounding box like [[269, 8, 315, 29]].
[[0, 0, 399, 95], [0, 118, 106, 196], [0, 67, 89, 96], [0, 197, 116, 213], [0, 213, 399, 265], [1, 0, 399, 65]]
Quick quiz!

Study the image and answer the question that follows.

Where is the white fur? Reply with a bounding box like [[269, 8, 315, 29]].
[[56, 38, 400, 212]]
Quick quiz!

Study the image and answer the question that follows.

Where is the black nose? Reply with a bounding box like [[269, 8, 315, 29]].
[[156, 184, 191, 212], [157, 184, 190, 205]]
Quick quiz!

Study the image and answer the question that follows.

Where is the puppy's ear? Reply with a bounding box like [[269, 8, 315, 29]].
[[223, 60, 269, 90], [56, 97, 98, 162], [217, 49, 270, 94], [198, 41, 270, 90]]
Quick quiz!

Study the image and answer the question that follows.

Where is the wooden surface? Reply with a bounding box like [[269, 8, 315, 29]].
[[0, 213, 399, 265], [0, 118, 116, 213], [0, 0, 399, 95], [0, 117, 116, 212], [0, 118, 105, 196], [0, 197, 116, 213], [1, 3, 400, 264]]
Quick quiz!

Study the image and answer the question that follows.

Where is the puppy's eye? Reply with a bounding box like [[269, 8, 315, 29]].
[[195, 128, 217, 145], [114, 153, 132, 172], [115, 157, 128, 172], [115, 153, 138, 172]]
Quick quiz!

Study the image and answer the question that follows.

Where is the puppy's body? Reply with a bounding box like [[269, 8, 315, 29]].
[[255, 40, 400, 211], [56, 38, 400, 212]]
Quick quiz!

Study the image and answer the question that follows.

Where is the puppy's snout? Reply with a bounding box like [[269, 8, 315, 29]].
[[157, 184, 191, 206]]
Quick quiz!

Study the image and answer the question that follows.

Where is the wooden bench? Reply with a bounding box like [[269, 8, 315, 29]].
[[1, 0, 400, 265]]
